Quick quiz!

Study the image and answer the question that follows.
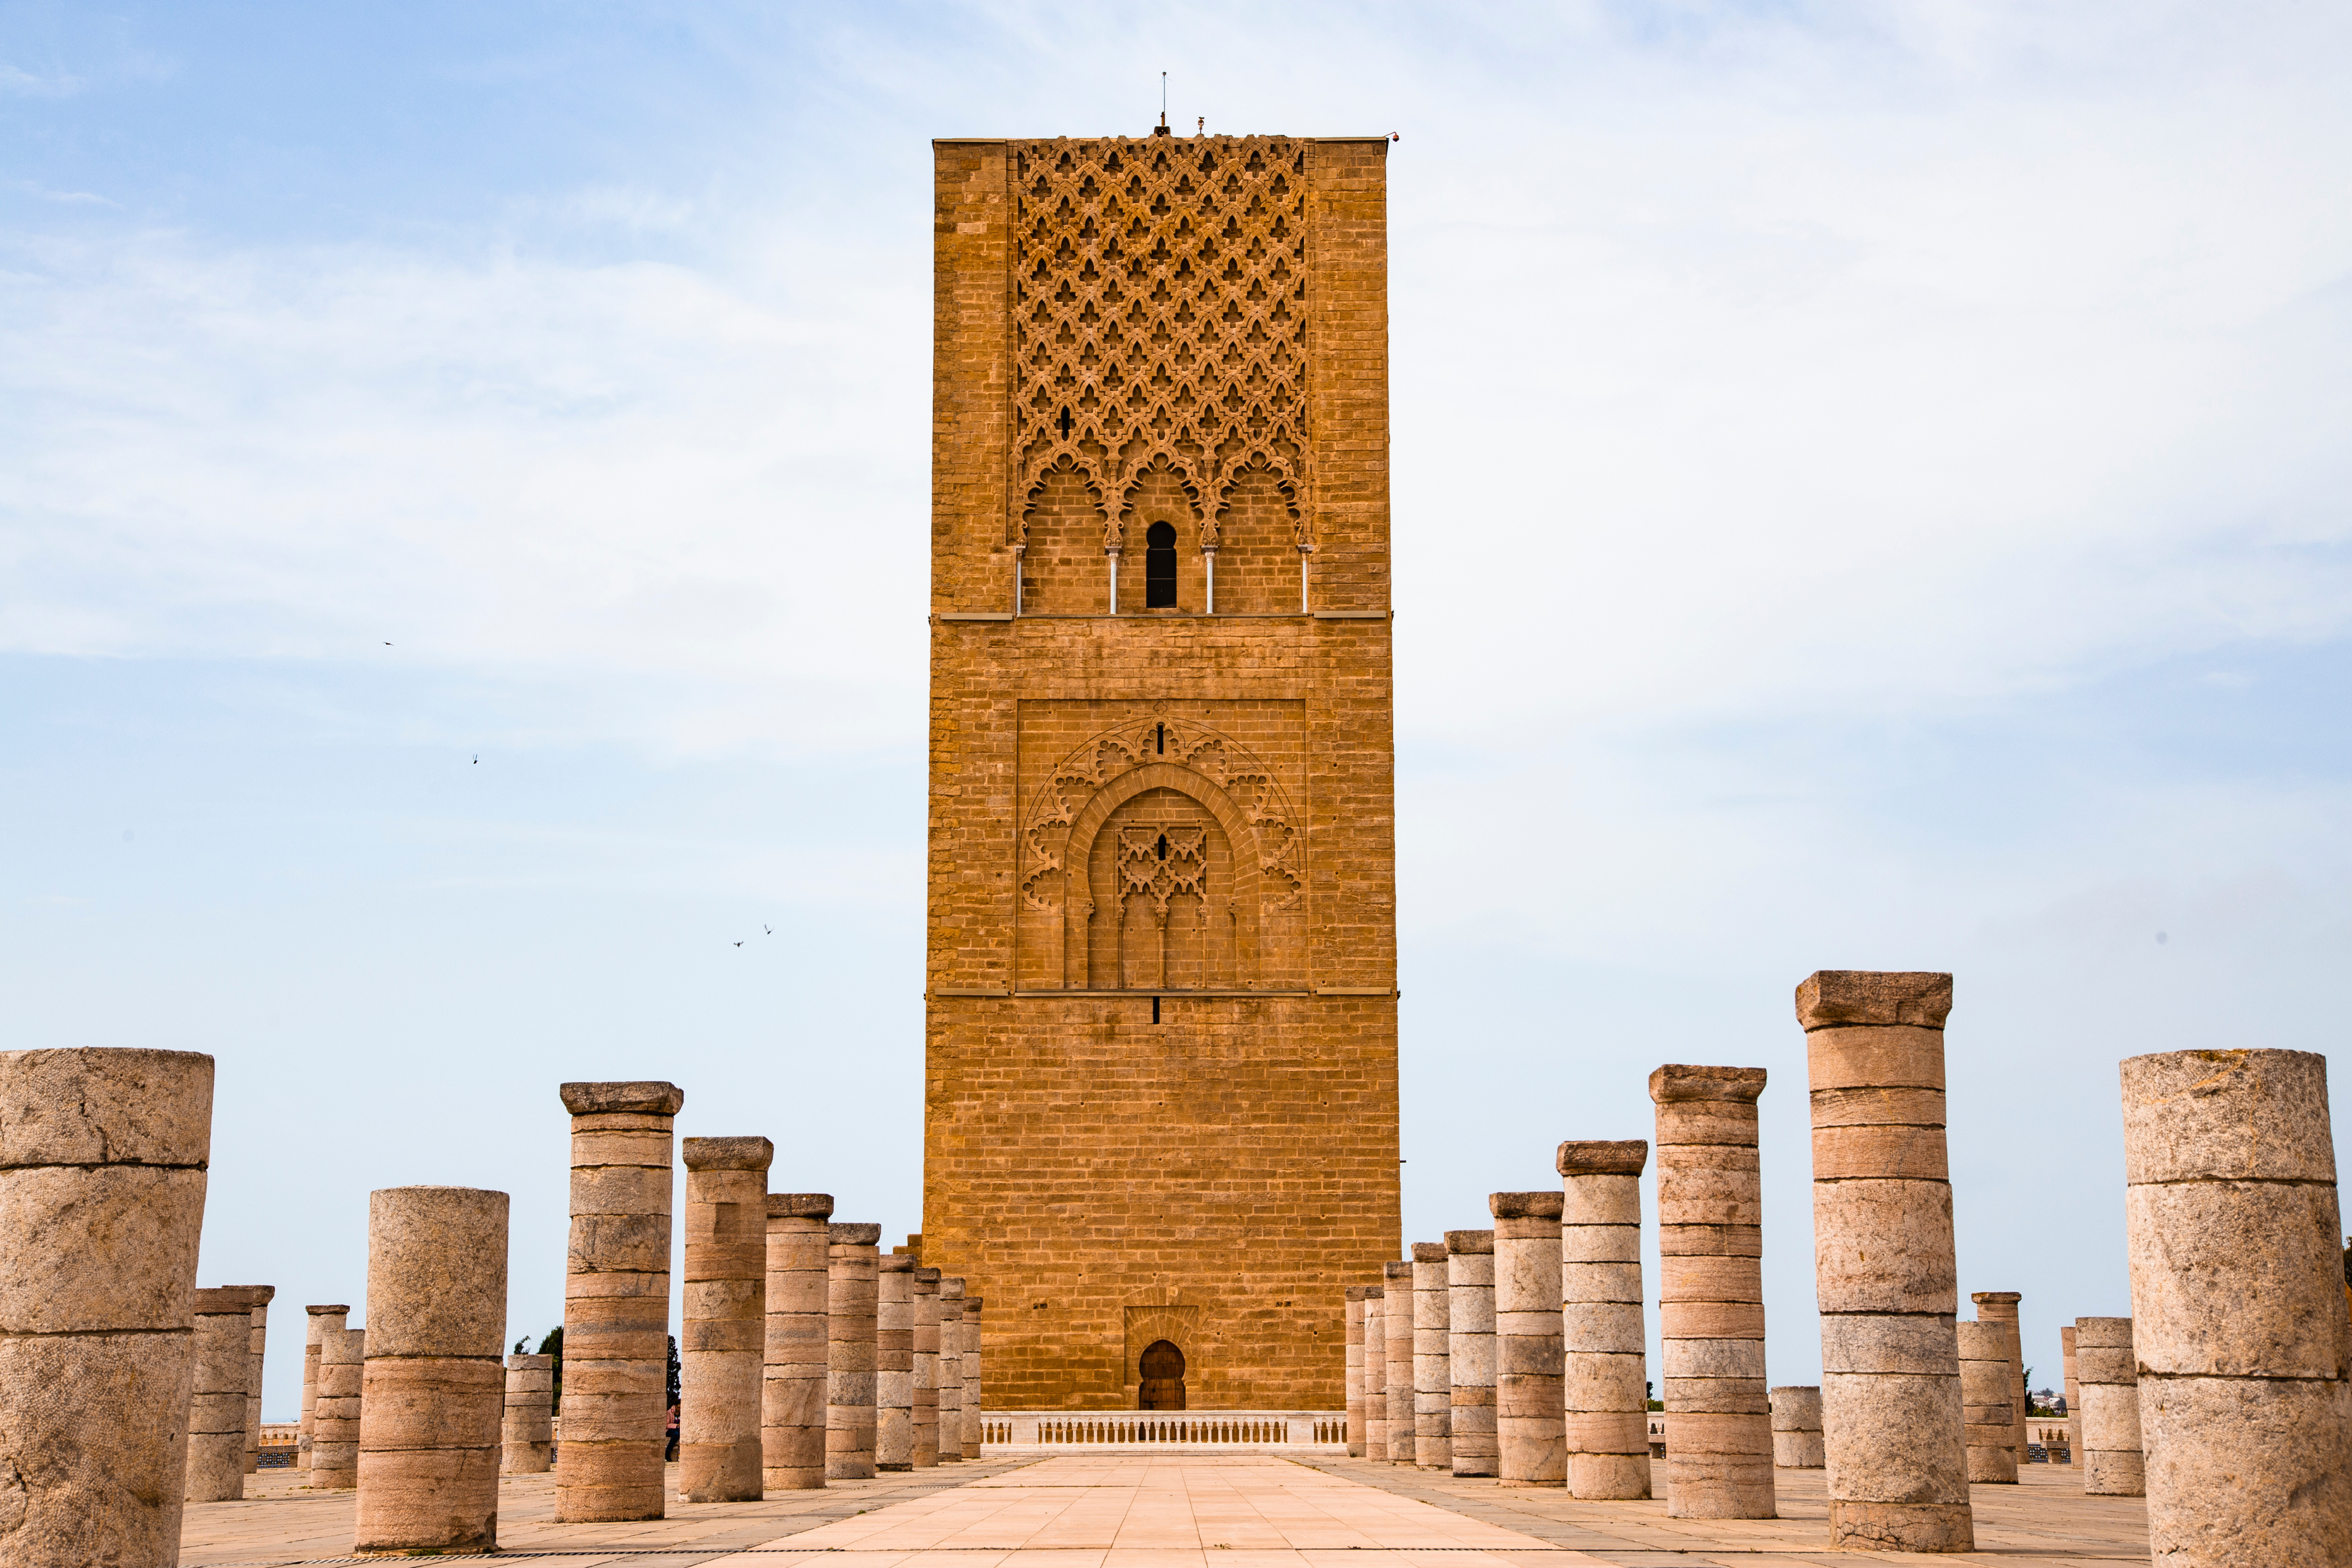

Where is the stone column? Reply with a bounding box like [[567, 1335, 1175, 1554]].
[[1491, 1191, 1565, 1486], [1411, 1243, 1452, 1471], [301, 1304, 349, 1474], [961, 1295, 984, 1459], [680, 1136, 769, 1503], [1363, 1285, 1387, 1461], [934, 1275, 964, 1464], [1770, 1387, 1824, 1467], [911, 1267, 941, 1467], [2122, 1047, 2352, 1562], [1798, 970, 1972, 1554], [2059, 1324, 2079, 1465], [1957, 1321, 2018, 1484], [504, 1354, 555, 1473], [762, 1193, 832, 1491], [2074, 1317, 2142, 1496], [556, 1080, 682, 1524], [186, 1289, 251, 1503], [827, 1223, 881, 1479], [1970, 1290, 2025, 1465], [1558, 1139, 1651, 1501], [311, 1327, 365, 1490], [355, 1186, 509, 1553], [1344, 1286, 1370, 1457], [1446, 1230, 1497, 1478], [233, 1287, 274, 1473], [0, 1047, 211, 1565], [877, 1256, 914, 1469], [1651, 1064, 1774, 1520], [1383, 1260, 1415, 1464]]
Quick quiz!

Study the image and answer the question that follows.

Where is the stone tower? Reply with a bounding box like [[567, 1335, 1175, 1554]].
[[923, 129, 1400, 1412]]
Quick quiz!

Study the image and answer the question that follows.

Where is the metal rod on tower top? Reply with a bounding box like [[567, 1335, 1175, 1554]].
[[1161, 72, 1167, 129]]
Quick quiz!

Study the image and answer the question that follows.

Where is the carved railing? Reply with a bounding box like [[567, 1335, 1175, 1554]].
[[981, 1410, 1347, 1451]]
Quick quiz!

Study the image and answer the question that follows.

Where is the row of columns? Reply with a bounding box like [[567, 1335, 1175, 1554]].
[[552, 1083, 984, 1536], [1337, 973, 2352, 1564]]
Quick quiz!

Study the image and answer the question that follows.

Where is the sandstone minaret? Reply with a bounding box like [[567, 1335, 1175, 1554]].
[[923, 129, 1402, 1408]]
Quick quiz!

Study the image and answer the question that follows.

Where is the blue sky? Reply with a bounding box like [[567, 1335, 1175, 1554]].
[[6, 1, 2350, 1419]]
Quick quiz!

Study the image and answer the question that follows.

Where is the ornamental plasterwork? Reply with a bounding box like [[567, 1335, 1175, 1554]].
[[1018, 710, 1303, 914], [1009, 135, 1309, 552]]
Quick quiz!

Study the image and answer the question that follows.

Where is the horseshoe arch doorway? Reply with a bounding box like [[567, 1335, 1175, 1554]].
[[1138, 1339, 1186, 1410]]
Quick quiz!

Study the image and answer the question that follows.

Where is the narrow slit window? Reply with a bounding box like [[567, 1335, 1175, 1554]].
[[1144, 521, 1178, 607], [1151, 995, 1161, 1024], [1058, 406, 1074, 438]]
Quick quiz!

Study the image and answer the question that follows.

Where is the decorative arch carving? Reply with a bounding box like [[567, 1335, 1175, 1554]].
[[1211, 451, 1304, 549], [1008, 136, 1312, 556], [1020, 452, 1111, 549], [1016, 708, 1304, 990]]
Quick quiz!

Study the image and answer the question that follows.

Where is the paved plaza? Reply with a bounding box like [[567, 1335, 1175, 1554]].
[[178, 1454, 2150, 1567]]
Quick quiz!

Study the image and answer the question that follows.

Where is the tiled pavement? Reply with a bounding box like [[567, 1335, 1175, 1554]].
[[179, 1455, 2150, 1567], [1302, 1457, 2151, 1566]]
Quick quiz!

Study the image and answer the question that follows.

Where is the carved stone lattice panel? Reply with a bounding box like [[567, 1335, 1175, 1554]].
[[1117, 824, 1208, 911], [1014, 705, 1307, 992], [1010, 136, 1310, 552]]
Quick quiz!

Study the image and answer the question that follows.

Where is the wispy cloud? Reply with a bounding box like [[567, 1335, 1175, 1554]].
[[0, 59, 87, 98]]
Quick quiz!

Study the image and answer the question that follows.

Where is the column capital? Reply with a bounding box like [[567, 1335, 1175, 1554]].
[[683, 1135, 773, 1171], [1796, 970, 1952, 1029], [559, 1080, 683, 1116], [1557, 1138, 1648, 1176], [1488, 1190, 1563, 1220], [1649, 1064, 1766, 1104]]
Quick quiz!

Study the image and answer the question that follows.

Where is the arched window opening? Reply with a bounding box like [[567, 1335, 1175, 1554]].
[[1139, 1339, 1186, 1410], [1144, 521, 1178, 607]]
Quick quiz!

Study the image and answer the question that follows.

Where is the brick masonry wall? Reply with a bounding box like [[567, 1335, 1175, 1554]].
[[927, 134, 1398, 1412]]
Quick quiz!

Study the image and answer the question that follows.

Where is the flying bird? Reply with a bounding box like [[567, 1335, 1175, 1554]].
[[764, 924, 772, 935], [734, 941, 744, 947], [472, 754, 478, 764]]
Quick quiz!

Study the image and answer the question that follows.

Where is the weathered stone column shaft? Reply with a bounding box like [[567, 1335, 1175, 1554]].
[[186, 1289, 252, 1504], [310, 1327, 365, 1490], [877, 1256, 914, 1470], [1491, 1191, 1565, 1487], [682, 1136, 772, 1503], [961, 1295, 984, 1459], [1769, 1386, 1823, 1468], [1958, 1320, 2018, 1484], [935, 1275, 966, 1465], [828, 1225, 881, 1480], [1344, 1286, 1371, 1459], [556, 1079, 683, 1524], [301, 1304, 350, 1475], [354, 1186, 509, 1554], [1382, 1260, 1416, 1465], [1362, 1286, 1388, 1462], [1970, 1290, 2025, 1465], [1799, 970, 1972, 1554], [1653, 1064, 1774, 1520], [0, 1047, 212, 1565], [2122, 1048, 2352, 1562], [2074, 1317, 2143, 1496], [1446, 1230, 1496, 1478], [2058, 1324, 2080, 1467], [1411, 1243, 1452, 1472], [504, 1354, 555, 1474], [1559, 1139, 1651, 1501], [911, 1267, 941, 1468], [232, 1287, 274, 1474], [763, 1193, 833, 1490]]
